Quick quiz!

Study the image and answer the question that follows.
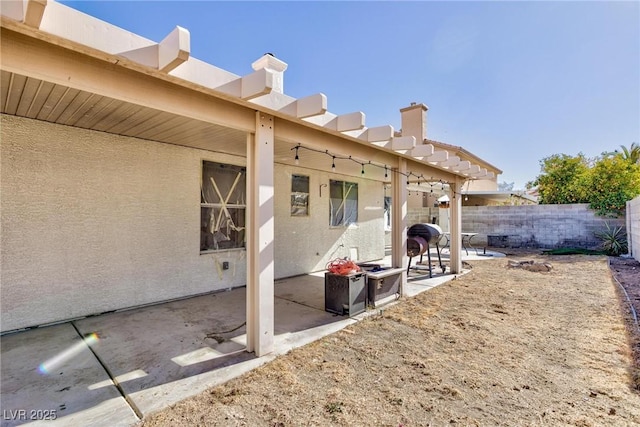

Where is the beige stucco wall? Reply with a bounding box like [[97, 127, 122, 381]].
[[628, 196, 640, 261], [467, 178, 498, 191], [274, 165, 386, 278], [1, 115, 387, 332], [1, 115, 247, 332]]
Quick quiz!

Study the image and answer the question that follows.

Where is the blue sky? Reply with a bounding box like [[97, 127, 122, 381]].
[[60, 1, 639, 189]]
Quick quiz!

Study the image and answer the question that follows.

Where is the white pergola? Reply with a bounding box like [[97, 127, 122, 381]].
[[1, 0, 497, 356]]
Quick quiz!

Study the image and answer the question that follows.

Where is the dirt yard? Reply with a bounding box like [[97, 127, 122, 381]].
[[140, 252, 640, 427]]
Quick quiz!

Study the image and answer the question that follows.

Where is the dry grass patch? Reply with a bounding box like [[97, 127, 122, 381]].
[[140, 253, 640, 427]]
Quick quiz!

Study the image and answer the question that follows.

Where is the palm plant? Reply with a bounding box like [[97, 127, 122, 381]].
[[619, 142, 640, 165]]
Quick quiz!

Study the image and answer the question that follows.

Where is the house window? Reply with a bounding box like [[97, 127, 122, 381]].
[[329, 180, 358, 226], [200, 161, 246, 252], [291, 174, 309, 216]]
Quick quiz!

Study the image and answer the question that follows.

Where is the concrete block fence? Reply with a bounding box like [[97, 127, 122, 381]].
[[461, 203, 626, 250]]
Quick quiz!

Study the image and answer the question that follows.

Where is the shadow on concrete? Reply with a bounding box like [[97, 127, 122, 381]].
[[0, 251, 504, 426]]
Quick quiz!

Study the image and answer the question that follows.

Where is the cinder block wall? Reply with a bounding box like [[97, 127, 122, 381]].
[[462, 204, 626, 249], [627, 196, 640, 261]]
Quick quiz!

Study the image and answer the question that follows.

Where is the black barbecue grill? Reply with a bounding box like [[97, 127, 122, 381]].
[[407, 223, 446, 277]]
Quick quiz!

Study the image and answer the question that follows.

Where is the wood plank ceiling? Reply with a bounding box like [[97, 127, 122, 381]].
[[1, 70, 382, 180]]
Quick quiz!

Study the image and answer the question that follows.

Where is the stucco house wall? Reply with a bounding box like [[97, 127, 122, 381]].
[[1, 114, 387, 331], [1, 115, 248, 331], [274, 166, 385, 278]]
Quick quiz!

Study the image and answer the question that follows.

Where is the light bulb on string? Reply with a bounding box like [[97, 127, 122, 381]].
[[331, 156, 336, 172], [361, 163, 365, 175], [294, 146, 299, 165]]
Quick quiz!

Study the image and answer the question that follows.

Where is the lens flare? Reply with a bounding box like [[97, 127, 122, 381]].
[[38, 333, 99, 374]]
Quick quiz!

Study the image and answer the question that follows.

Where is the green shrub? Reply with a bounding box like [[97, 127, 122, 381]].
[[595, 223, 628, 256]]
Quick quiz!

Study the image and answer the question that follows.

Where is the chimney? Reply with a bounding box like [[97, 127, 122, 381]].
[[251, 53, 288, 94], [400, 102, 428, 142]]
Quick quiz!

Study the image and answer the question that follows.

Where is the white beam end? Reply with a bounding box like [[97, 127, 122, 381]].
[[24, 0, 47, 27], [439, 155, 460, 167], [209, 68, 272, 100], [325, 112, 366, 132], [410, 143, 434, 158], [468, 168, 488, 178], [241, 68, 274, 99], [279, 93, 327, 118], [358, 125, 394, 142], [426, 150, 449, 163], [451, 161, 471, 173], [465, 165, 481, 175], [391, 136, 416, 151], [216, 68, 274, 99], [159, 26, 190, 72]]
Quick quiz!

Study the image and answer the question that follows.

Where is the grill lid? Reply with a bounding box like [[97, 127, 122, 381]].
[[407, 223, 443, 244]]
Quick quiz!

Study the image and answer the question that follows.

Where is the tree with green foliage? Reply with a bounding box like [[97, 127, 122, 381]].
[[529, 153, 590, 204], [588, 155, 640, 216], [528, 148, 640, 216]]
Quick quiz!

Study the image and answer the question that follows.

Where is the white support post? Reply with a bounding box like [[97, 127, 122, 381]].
[[246, 113, 275, 356], [449, 177, 463, 274], [392, 158, 408, 295]]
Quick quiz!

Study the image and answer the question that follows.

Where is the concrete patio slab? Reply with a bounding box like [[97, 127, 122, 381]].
[[0, 323, 137, 427], [1, 250, 504, 426]]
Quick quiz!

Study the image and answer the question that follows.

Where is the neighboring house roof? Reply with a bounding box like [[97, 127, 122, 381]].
[[426, 139, 503, 176], [461, 190, 538, 204]]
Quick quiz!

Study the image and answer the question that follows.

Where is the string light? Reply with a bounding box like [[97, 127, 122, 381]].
[[290, 144, 465, 192]]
